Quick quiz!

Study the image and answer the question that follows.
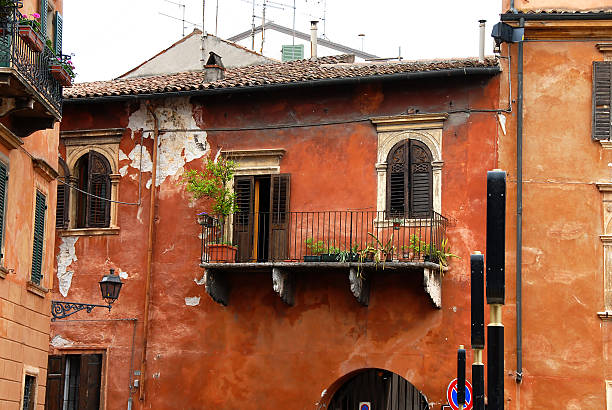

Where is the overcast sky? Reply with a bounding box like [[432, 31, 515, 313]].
[[64, 0, 502, 83]]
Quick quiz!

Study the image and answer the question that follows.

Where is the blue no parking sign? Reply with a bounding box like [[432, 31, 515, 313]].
[[358, 402, 371, 410], [446, 378, 473, 410]]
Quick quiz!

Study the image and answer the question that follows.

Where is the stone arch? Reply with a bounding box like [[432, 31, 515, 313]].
[[66, 145, 118, 176], [319, 368, 428, 410], [377, 130, 442, 164]]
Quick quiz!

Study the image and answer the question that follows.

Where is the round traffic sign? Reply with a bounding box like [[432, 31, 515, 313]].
[[446, 378, 473, 410]]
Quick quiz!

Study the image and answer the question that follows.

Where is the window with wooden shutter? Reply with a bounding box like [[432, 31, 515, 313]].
[[86, 151, 111, 228], [56, 157, 69, 229], [233, 176, 254, 262], [386, 139, 433, 218], [593, 61, 612, 140], [39, 0, 48, 38], [45, 354, 102, 410], [0, 162, 7, 260], [45, 355, 65, 410], [31, 190, 46, 285], [270, 174, 290, 260]]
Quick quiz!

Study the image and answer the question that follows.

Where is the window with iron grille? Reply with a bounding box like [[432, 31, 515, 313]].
[[75, 151, 111, 228], [386, 139, 433, 218], [0, 161, 7, 262], [31, 190, 46, 285], [45, 354, 102, 410], [22, 374, 36, 410]]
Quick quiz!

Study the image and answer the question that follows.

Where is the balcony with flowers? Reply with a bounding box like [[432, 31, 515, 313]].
[[0, 1, 69, 138]]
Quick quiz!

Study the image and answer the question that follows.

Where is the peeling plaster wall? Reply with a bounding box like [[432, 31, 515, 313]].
[[56, 236, 78, 297], [53, 77, 502, 409]]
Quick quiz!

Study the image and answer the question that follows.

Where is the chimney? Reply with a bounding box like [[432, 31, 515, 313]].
[[204, 51, 225, 82], [479, 20, 486, 62], [310, 21, 318, 59]]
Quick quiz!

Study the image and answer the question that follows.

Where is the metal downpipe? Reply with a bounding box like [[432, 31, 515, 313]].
[[515, 17, 524, 384]]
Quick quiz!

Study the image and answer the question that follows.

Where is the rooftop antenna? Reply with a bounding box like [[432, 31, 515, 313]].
[[322, 0, 327, 38], [251, 0, 256, 49], [261, 0, 266, 54], [292, 0, 296, 45], [215, 0, 219, 35], [163, 0, 187, 37]]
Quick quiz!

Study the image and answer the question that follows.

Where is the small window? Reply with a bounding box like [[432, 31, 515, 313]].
[[75, 151, 111, 228], [31, 191, 46, 285], [0, 160, 7, 261], [386, 139, 433, 218], [593, 61, 612, 141], [45, 354, 102, 410], [22, 374, 36, 410]]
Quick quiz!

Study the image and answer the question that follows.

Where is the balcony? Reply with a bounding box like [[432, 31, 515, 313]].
[[198, 210, 448, 308], [0, 8, 62, 139]]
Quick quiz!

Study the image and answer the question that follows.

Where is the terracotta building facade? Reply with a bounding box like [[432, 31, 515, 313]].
[[0, 0, 65, 409], [48, 55, 502, 409]]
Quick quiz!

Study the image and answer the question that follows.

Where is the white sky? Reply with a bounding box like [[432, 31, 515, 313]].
[[64, 0, 502, 83]]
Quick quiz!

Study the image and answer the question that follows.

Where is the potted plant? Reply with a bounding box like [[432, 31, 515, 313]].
[[304, 238, 325, 262], [49, 55, 76, 87], [321, 245, 341, 262], [181, 154, 238, 263], [17, 13, 43, 52]]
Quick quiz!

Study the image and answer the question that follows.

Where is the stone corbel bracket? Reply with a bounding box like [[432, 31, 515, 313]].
[[349, 268, 370, 306], [272, 268, 295, 306], [204, 269, 229, 306], [423, 267, 442, 308]]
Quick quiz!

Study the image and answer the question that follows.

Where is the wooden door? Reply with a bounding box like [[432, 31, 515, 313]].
[[269, 174, 290, 261], [233, 176, 254, 262]]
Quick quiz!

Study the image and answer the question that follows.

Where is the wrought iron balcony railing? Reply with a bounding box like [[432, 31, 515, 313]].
[[0, 7, 62, 115], [198, 210, 448, 265]]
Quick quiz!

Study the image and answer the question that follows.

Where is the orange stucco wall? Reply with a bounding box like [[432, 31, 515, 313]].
[[52, 74, 501, 409]]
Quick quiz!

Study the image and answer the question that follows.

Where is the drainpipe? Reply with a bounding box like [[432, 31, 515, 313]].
[[139, 102, 160, 402], [310, 20, 318, 59], [515, 17, 524, 384]]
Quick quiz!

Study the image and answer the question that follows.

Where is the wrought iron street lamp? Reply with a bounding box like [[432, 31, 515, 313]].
[[51, 269, 123, 321]]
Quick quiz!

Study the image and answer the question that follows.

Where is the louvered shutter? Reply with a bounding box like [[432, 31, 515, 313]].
[[593, 61, 612, 140], [56, 157, 69, 229], [233, 176, 254, 262], [45, 355, 65, 410], [409, 140, 433, 218], [0, 163, 6, 259], [40, 0, 47, 39], [86, 151, 110, 228], [54, 11, 62, 55], [387, 141, 408, 217], [269, 174, 290, 261], [31, 191, 46, 285]]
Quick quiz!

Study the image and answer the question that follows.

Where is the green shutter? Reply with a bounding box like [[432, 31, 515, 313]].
[[54, 11, 62, 55], [281, 44, 303, 62], [31, 191, 46, 285], [40, 0, 47, 39], [0, 163, 7, 259]]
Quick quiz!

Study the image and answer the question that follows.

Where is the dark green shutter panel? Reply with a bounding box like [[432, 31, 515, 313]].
[[31, 191, 46, 285], [54, 11, 62, 55], [40, 0, 47, 39], [593, 61, 612, 140], [56, 158, 70, 229], [233, 176, 254, 262], [86, 151, 111, 228], [269, 174, 290, 261], [0, 163, 6, 258], [409, 140, 433, 218]]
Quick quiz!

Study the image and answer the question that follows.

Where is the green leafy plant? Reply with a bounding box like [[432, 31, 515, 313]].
[[432, 238, 459, 268], [180, 155, 238, 216], [306, 238, 327, 255], [18, 12, 41, 34]]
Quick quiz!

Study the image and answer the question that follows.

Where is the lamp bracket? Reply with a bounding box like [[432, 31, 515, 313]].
[[51, 300, 111, 321]]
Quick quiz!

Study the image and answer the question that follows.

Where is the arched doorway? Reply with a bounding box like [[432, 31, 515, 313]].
[[328, 368, 428, 410]]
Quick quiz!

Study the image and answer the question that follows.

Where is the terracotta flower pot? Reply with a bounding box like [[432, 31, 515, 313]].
[[18, 25, 43, 53], [49, 63, 72, 87], [205, 244, 237, 263]]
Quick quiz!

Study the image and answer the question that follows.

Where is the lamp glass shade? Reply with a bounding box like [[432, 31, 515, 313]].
[[99, 269, 122, 304]]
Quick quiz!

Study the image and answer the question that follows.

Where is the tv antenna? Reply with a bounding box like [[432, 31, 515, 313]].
[[161, 0, 187, 37]]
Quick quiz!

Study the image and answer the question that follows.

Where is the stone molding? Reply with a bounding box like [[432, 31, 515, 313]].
[[0, 122, 23, 150], [58, 227, 120, 237], [26, 281, 49, 298], [32, 158, 59, 182]]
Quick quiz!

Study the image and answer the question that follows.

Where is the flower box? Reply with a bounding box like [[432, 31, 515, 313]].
[[49, 63, 72, 87], [17, 25, 43, 53], [204, 244, 237, 263]]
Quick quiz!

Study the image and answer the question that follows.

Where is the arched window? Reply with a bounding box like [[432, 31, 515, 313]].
[[56, 157, 70, 229], [75, 151, 111, 228], [386, 139, 433, 218]]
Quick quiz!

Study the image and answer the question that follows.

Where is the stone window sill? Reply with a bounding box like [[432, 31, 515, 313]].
[[0, 265, 7, 279], [27, 281, 49, 298], [58, 227, 120, 237]]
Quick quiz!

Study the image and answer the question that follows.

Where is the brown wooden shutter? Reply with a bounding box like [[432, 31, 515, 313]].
[[55, 157, 70, 229], [269, 174, 290, 261], [387, 141, 408, 217], [86, 151, 111, 228], [78, 354, 102, 410], [593, 61, 612, 140], [233, 176, 254, 262], [45, 355, 65, 410], [409, 140, 433, 218]]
